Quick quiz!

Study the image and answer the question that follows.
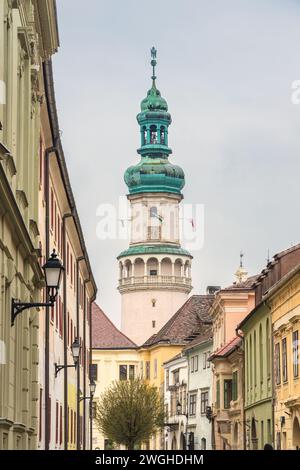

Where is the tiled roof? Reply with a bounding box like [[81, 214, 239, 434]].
[[183, 324, 213, 353], [209, 336, 242, 360], [142, 295, 214, 348], [92, 303, 137, 349]]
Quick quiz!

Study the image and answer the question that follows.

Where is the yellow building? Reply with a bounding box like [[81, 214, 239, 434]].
[[92, 295, 214, 450], [267, 263, 300, 449]]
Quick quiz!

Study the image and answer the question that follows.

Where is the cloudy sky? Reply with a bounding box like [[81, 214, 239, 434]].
[[53, 0, 300, 326]]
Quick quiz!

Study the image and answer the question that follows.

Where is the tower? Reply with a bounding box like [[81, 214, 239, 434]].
[[118, 48, 193, 345]]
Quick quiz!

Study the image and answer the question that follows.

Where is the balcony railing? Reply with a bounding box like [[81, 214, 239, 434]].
[[119, 275, 192, 287]]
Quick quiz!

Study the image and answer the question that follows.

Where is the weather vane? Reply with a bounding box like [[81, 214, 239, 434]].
[[151, 46, 157, 82]]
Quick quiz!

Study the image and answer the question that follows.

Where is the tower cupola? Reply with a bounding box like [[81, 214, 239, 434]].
[[124, 47, 185, 195]]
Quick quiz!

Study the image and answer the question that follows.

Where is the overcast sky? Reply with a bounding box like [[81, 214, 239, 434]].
[[53, 0, 300, 326]]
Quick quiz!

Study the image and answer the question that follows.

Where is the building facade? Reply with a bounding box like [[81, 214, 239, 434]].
[[183, 330, 213, 450], [267, 264, 300, 450], [163, 354, 188, 451], [238, 244, 300, 451], [0, 0, 57, 450], [38, 58, 97, 450], [210, 265, 257, 450], [118, 49, 192, 346], [0, 0, 97, 450]]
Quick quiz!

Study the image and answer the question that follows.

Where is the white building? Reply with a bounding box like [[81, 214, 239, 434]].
[[183, 327, 213, 450], [163, 354, 188, 450]]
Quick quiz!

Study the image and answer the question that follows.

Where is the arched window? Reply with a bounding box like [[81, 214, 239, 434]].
[[201, 438, 206, 450], [266, 319, 270, 378], [150, 206, 158, 218], [142, 126, 146, 145], [150, 125, 157, 144], [259, 324, 263, 384], [160, 126, 165, 145], [254, 331, 257, 386], [250, 335, 253, 391]]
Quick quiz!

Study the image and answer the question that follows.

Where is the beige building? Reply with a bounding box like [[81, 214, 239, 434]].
[[0, 0, 97, 450], [0, 0, 57, 450]]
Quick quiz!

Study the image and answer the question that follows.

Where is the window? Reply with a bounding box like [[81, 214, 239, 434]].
[[224, 379, 232, 409], [150, 269, 157, 276], [216, 380, 220, 409], [190, 356, 194, 373], [90, 364, 98, 382], [207, 352, 211, 368], [60, 405, 63, 446], [194, 355, 198, 372], [201, 391, 209, 414], [232, 371, 238, 401], [293, 330, 299, 378], [150, 207, 158, 218], [166, 370, 169, 389], [282, 338, 288, 382], [173, 370, 179, 385], [129, 365, 135, 380], [145, 361, 150, 380], [201, 438, 206, 450], [275, 343, 281, 385], [51, 189, 54, 229], [39, 389, 43, 442], [56, 402, 59, 445], [266, 319, 271, 377], [259, 324, 263, 383], [119, 365, 127, 381], [203, 352, 207, 369], [154, 359, 157, 379], [189, 394, 197, 416]]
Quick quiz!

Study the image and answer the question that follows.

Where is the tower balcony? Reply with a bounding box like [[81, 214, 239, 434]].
[[118, 274, 192, 293]]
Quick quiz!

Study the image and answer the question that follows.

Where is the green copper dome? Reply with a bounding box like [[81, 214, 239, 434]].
[[125, 47, 185, 196], [118, 244, 193, 260], [125, 156, 185, 195], [140, 83, 168, 113]]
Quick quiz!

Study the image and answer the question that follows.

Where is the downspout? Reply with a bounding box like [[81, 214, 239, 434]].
[[76, 256, 85, 450], [62, 212, 73, 450], [82, 279, 89, 450], [44, 144, 59, 450], [89, 295, 96, 450], [236, 327, 246, 450]]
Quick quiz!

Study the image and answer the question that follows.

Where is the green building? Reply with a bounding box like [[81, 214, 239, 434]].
[[238, 303, 273, 450]]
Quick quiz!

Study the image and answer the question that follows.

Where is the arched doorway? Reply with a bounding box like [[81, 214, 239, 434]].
[[180, 432, 186, 450], [233, 422, 239, 450], [171, 435, 177, 450], [293, 417, 300, 450], [251, 418, 258, 450]]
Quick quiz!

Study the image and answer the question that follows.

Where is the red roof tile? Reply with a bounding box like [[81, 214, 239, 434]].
[[209, 336, 242, 360], [142, 295, 214, 348], [92, 303, 137, 349]]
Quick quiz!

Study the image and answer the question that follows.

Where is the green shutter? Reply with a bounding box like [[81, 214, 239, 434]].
[[216, 380, 220, 408]]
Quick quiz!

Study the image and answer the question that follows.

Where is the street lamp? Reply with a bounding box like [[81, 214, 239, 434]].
[[55, 338, 81, 378], [11, 250, 64, 326], [79, 380, 96, 402]]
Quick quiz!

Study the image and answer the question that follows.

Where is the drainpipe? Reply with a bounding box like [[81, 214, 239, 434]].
[[89, 295, 96, 450], [82, 279, 89, 450], [236, 327, 246, 450], [62, 213, 73, 449], [76, 256, 85, 450], [44, 144, 59, 450]]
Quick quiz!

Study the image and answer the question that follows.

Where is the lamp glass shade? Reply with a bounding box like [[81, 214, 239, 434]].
[[90, 380, 96, 396], [43, 250, 64, 289], [71, 338, 81, 364]]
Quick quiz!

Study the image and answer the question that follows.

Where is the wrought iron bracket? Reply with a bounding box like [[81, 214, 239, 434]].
[[11, 298, 55, 327]]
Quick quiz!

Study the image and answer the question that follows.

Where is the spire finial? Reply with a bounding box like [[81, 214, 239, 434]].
[[240, 251, 244, 268], [151, 46, 157, 85]]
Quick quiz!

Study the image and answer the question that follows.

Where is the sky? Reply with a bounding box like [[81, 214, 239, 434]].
[[53, 0, 300, 327]]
